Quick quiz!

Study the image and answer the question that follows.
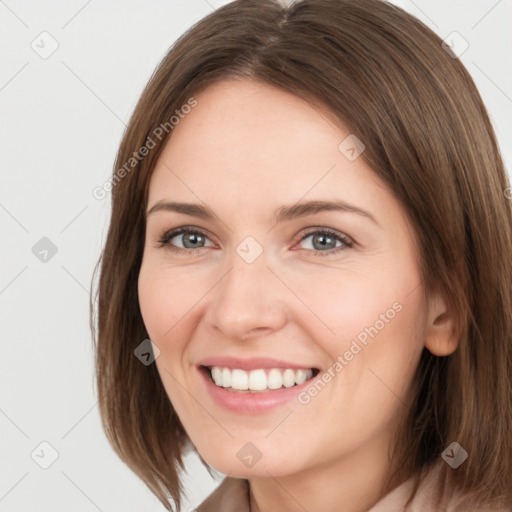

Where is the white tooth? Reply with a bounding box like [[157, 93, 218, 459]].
[[295, 369, 308, 385], [267, 368, 283, 389], [211, 366, 223, 386], [282, 369, 295, 388], [231, 369, 249, 390], [221, 367, 231, 388], [210, 367, 314, 391], [248, 369, 267, 391]]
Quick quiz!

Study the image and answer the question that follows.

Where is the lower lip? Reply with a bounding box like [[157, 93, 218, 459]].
[[198, 366, 316, 414]]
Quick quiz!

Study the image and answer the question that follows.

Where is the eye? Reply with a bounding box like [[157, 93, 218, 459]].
[[295, 228, 353, 256], [157, 227, 214, 254], [156, 226, 354, 256]]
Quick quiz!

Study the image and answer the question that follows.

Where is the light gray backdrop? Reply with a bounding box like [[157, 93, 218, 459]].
[[1, 0, 511, 511]]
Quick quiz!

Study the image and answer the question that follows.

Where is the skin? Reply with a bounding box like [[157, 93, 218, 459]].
[[137, 79, 457, 512]]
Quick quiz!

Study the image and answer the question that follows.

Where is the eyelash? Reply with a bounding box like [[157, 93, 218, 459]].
[[156, 226, 354, 257]]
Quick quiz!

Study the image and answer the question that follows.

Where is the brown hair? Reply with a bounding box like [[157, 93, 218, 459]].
[[90, 0, 512, 510]]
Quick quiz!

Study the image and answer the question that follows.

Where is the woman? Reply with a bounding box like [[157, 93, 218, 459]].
[[91, 0, 512, 510]]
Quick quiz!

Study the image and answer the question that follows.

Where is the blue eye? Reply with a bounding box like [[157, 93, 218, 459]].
[[157, 226, 353, 256], [157, 227, 213, 252], [297, 228, 353, 256]]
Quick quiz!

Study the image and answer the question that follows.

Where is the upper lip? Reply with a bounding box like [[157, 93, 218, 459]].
[[198, 356, 319, 372]]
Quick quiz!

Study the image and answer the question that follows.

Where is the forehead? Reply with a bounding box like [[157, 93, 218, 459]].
[[148, 79, 385, 205]]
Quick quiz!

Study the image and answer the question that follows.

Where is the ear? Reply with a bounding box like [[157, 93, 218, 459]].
[[424, 291, 459, 356]]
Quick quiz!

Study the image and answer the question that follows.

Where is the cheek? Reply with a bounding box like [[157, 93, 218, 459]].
[[331, 283, 426, 426], [290, 260, 425, 419], [137, 263, 199, 405], [277, 263, 419, 358], [138, 267, 168, 340], [137, 261, 205, 342]]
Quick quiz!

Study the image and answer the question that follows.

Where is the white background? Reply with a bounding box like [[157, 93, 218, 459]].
[[1, 0, 511, 510]]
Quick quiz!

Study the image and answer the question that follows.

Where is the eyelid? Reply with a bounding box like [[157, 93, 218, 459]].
[[294, 227, 354, 253], [156, 226, 217, 250], [156, 225, 354, 255]]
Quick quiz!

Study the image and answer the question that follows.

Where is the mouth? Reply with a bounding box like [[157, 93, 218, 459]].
[[200, 365, 320, 393]]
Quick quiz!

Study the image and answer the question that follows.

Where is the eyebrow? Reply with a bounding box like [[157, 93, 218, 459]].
[[146, 199, 380, 227]]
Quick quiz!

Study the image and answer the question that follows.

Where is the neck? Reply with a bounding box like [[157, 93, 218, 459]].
[[248, 430, 404, 512]]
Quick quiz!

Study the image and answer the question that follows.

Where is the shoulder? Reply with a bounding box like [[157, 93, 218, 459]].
[[196, 476, 251, 512], [369, 461, 511, 512], [195, 466, 511, 512]]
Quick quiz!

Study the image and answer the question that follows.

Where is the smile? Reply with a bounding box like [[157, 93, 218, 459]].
[[205, 366, 319, 392]]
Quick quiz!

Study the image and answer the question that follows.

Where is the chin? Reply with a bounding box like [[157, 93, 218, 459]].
[[197, 444, 305, 479]]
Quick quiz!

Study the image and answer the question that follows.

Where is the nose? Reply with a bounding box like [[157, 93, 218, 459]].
[[205, 252, 288, 341]]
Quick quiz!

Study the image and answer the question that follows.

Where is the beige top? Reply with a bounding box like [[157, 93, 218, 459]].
[[196, 462, 510, 512]]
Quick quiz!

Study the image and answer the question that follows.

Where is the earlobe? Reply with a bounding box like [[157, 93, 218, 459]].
[[424, 292, 459, 356]]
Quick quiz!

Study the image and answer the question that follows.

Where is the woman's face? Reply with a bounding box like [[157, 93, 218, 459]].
[[138, 79, 430, 478]]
